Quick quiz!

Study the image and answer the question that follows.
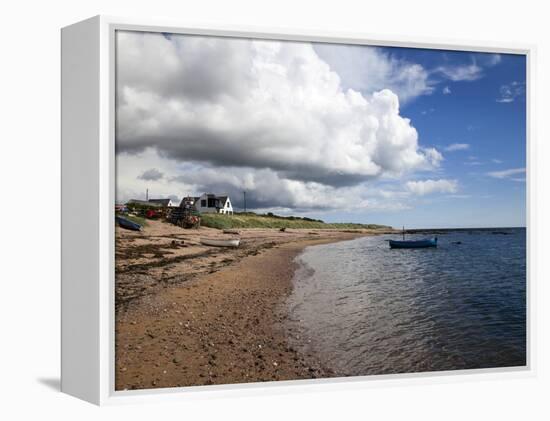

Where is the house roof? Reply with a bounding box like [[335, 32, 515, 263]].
[[148, 198, 172, 206], [201, 193, 229, 199], [179, 196, 200, 207], [191, 194, 231, 207]]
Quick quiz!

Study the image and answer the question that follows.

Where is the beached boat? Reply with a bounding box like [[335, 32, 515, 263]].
[[200, 238, 240, 248], [389, 237, 437, 249], [116, 216, 142, 231]]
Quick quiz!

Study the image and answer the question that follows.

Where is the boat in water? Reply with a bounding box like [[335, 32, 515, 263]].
[[389, 237, 437, 249], [200, 238, 240, 248], [116, 216, 142, 231]]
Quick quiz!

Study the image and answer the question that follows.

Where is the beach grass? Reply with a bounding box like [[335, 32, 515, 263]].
[[200, 212, 390, 230]]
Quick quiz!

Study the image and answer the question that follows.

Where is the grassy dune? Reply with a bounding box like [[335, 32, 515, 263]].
[[200, 212, 391, 230]]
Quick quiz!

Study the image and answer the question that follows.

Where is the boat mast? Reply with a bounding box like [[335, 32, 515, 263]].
[[403, 226, 405, 240]]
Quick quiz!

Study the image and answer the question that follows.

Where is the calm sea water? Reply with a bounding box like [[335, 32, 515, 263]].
[[286, 228, 526, 375]]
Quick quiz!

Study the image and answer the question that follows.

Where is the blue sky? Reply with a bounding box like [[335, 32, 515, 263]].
[[311, 46, 527, 228], [116, 32, 526, 229]]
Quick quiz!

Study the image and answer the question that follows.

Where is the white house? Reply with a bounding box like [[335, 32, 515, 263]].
[[192, 193, 233, 215]]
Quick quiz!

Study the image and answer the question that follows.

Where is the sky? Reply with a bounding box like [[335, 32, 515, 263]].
[[115, 31, 526, 228]]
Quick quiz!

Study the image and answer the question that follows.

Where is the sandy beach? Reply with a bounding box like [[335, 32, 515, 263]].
[[115, 220, 385, 390]]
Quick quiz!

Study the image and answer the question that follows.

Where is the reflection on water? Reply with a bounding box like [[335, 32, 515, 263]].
[[286, 229, 526, 375]]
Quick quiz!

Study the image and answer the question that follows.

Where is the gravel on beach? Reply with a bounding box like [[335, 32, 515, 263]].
[[115, 220, 378, 390]]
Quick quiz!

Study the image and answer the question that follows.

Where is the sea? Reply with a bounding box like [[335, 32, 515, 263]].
[[285, 228, 527, 376]]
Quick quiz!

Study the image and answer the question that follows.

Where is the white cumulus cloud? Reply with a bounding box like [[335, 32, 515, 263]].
[[116, 31, 442, 201], [406, 179, 458, 195], [313, 44, 435, 103], [434, 63, 483, 81]]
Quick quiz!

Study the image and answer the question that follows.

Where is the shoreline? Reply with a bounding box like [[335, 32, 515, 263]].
[[115, 222, 370, 390]]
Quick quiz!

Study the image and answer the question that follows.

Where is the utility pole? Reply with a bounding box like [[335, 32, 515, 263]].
[[146, 188, 149, 201], [243, 191, 247, 213]]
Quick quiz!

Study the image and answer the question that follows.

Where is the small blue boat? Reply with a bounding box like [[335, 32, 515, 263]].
[[389, 237, 437, 249], [116, 216, 142, 231]]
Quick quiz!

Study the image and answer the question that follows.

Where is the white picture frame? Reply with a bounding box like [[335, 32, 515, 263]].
[[61, 15, 535, 405]]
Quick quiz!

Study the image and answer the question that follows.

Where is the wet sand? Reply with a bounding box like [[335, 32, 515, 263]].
[[115, 220, 387, 390]]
